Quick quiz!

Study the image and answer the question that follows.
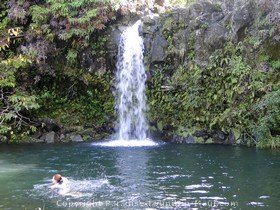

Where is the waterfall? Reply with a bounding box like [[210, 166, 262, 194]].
[[115, 20, 148, 140], [93, 20, 158, 147]]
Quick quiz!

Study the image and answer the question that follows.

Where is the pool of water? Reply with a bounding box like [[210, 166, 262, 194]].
[[0, 143, 279, 209]]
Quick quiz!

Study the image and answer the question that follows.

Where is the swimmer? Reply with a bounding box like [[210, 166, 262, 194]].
[[51, 173, 81, 197], [51, 173, 71, 195], [51, 173, 70, 190]]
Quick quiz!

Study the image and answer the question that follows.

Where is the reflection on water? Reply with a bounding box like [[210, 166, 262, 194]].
[[185, 183, 213, 190], [0, 160, 35, 175], [113, 147, 152, 204], [0, 144, 279, 209]]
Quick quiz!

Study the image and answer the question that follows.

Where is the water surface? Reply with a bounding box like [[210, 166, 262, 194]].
[[0, 143, 279, 209]]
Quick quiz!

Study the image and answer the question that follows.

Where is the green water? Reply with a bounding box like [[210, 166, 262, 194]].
[[0, 143, 279, 209]]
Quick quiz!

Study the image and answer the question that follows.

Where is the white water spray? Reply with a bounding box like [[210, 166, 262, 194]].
[[93, 20, 158, 147], [116, 20, 148, 140]]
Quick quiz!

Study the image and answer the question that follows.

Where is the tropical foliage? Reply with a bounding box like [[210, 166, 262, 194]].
[[0, 0, 118, 141], [147, 39, 280, 148], [0, 0, 279, 148]]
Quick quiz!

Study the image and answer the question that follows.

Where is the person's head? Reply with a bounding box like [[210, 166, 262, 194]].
[[52, 174, 63, 184]]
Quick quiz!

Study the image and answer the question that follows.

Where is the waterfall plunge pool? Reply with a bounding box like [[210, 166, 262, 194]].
[[0, 143, 279, 209]]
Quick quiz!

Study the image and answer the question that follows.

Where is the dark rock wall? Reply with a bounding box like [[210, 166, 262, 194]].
[[142, 0, 279, 69], [107, 0, 279, 71]]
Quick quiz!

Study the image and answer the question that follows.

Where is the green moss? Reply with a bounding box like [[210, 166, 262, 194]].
[[194, 137, 204, 144], [205, 138, 213, 144]]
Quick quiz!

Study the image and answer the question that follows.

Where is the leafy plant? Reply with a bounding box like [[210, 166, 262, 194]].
[[147, 42, 269, 143], [0, 55, 39, 141], [252, 88, 280, 148]]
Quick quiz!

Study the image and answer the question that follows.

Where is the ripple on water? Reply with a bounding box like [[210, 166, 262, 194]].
[[259, 195, 270, 199], [188, 190, 209, 194], [157, 174, 191, 181], [247, 202, 266, 207], [220, 186, 231, 189], [185, 183, 213, 190], [31, 178, 111, 199], [199, 196, 226, 200]]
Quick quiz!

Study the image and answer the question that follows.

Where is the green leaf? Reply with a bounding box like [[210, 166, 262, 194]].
[[232, 128, 241, 140], [231, 78, 238, 84], [157, 121, 163, 131]]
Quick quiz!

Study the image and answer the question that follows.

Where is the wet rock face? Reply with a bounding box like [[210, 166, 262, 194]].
[[140, 0, 279, 68], [104, 0, 279, 71], [150, 34, 168, 62]]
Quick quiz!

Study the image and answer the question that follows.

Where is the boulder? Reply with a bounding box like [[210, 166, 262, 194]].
[[45, 131, 56, 143], [194, 130, 209, 141], [150, 34, 168, 62], [70, 134, 84, 142], [204, 23, 227, 49], [142, 15, 159, 35], [230, 0, 256, 42], [212, 130, 226, 142], [39, 134, 46, 142], [184, 135, 195, 144], [228, 131, 236, 144]]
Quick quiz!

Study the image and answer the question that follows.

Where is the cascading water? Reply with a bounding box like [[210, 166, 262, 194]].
[[115, 20, 148, 140], [94, 20, 158, 147]]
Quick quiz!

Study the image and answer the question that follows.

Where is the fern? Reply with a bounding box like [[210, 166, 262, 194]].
[[253, 88, 280, 148], [271, 60, 280, 69]]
